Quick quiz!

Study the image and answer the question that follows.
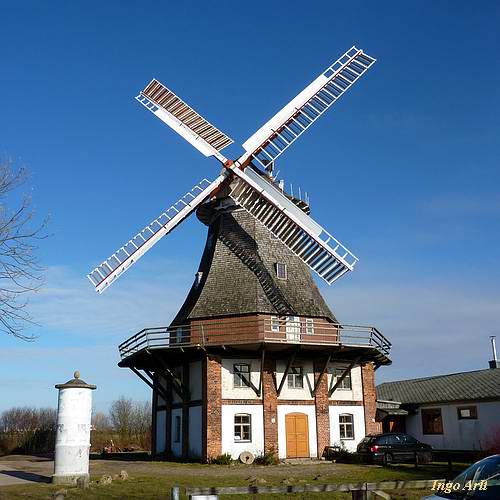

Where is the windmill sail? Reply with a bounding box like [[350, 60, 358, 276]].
[[228, 167, 358, 284], [88, 174, 227, 293], [137, 79, 233, 161], [241, 47, 375, 171]]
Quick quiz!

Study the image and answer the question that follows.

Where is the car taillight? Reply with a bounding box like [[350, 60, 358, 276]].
[[370, 445, 380, 452]]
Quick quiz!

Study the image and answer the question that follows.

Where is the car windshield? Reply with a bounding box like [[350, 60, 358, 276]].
[[436, 455, 500, 499]]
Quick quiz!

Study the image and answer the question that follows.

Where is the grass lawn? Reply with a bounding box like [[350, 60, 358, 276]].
[[0, 460, 468, 499]]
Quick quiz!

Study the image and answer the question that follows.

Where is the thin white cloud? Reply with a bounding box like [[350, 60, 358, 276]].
[[323, 277, 500, 382], [420, 194, 500, 218], [27, 261, 194, 338]]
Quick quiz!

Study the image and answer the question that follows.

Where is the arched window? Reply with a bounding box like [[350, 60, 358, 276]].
[[234, 414, 251, 442], [339, 413, 354, 439]]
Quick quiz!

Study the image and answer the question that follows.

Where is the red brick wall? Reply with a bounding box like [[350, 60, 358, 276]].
[[361, 362, 382, 435], [203, 355, 222, 461], [262, 356, 278, 456], [314, 359, 330, 458]]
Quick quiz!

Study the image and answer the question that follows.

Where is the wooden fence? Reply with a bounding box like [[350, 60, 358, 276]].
[[171, 478, 443, 499]]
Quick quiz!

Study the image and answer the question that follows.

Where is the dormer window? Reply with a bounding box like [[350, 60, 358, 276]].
[[276, 263, 287, 280]]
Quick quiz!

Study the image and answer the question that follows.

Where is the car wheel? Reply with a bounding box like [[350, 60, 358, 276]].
[[383, 453, 393, 466]]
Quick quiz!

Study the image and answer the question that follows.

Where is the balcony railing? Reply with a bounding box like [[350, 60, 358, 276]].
[[118, 317, 391, 362]]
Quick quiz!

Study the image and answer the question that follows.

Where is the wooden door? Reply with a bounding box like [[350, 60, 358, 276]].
[[285, 413, 309, 458]]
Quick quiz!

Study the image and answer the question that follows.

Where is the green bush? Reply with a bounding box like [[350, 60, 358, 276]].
[[325, 442, 360, 463], [254, 448, 279, 465], [209, 452, 233, 465]]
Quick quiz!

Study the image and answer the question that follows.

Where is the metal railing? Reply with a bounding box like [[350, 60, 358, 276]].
[[118, 317, 391, 361]]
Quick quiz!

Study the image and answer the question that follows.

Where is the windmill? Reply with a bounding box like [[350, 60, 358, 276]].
[[88, 46, 376, 294]]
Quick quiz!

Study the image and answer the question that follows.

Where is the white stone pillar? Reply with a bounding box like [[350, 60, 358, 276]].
[[52, 371, 96, 485]]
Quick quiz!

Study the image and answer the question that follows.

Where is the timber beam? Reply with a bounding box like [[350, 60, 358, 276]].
[[328, 355, 361, 397]]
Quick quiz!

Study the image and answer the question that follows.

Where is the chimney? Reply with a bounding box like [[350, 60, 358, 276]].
[[489, 336, 500, 369]]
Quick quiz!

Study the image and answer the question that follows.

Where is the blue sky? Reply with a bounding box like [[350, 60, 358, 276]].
[[0, 1, 499, 412]]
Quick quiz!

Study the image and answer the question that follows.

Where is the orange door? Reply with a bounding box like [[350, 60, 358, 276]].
[[285, 413, 309, 458]]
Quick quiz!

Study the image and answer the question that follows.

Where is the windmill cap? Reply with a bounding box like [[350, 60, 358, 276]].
[[55, 370, 96, 390]]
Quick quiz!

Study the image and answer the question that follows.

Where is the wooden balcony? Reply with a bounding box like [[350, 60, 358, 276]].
[[118, 316, 392, 367]]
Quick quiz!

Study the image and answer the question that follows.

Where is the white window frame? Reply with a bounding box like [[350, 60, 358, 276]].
[[305, 318, 314, 334], [233, 363, 251, 388], [276, 262, 287, 280], [287, 366, 304, 389], [339, 413, 354, 440], [234, 413, 252, 442], [332, 367, 352, 391], [271, 316, 280, 332]]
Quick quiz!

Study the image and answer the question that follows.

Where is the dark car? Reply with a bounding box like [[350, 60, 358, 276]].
[[357, 432, 432, 465], [423, 454, 500, 499]]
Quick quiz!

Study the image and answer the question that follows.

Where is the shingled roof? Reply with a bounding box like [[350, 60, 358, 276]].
[[170, 202, 337, 325], [377, 368, 500, 405]]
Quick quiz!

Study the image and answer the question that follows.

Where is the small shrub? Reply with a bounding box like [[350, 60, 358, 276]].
[[254, 448, 279, 465], [209, 453, 233, 465], [325, 442, 360, 463]]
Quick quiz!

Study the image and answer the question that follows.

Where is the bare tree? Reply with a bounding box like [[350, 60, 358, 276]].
[[110, 397, 134, 438], [0, 160, 47, 340], [91, 411, 111, 431], [131, 401, 151, 437]]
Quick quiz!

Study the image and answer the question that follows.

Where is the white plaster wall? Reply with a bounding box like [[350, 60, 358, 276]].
[[172, 367, 183, 404], [221, 404, 264, 459], [221, 358, 262, 400], [171, 408, 182, 457], [188, 405, 202, 458], [277, 405, 318, 459], [156, 410, 166, 453], [329, 405, 366, 452], [327, 364, 363, 401], [276, 359, 314, 400], [157, 374, 167, 406], [405, 401, 500, 450], [190, 361, 202, 401]]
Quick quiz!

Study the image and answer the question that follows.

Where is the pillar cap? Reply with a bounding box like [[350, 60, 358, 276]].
[[55, 370, 96, 390]]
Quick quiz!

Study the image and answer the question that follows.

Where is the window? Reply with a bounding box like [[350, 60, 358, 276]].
[[276, 262, 287, 279], [234, 414, 251, 442], [457, 406, 477, 420], [339, 414, 354, 439], [271, 316, 280, 332], [305, 318, 314, 334], [174, 415, 181, 443], [287, 366, 304, 389], [403, 435, 418, 445], [387, 434, 404, 445], [331, 367, 352, 390], [233, 364, 251, 388], [421, 408, 443, 434]]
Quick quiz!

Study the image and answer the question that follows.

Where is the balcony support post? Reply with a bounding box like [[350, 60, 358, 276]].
[[328, 355, 361, 397], [277, 349, 298, 396], [148, 350, 190, 400], [312, 353, 332, 396], [258, 346, 265, 397], [129, 367, 169, 402]]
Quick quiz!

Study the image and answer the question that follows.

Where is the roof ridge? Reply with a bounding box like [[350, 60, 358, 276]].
[[378, 367, 497, 386]]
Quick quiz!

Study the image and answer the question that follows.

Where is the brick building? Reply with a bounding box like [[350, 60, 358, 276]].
[[118, 195, 392, 461]]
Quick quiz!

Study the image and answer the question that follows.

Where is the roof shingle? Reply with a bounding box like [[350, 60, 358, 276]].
[[377, 368, 500, 405]]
